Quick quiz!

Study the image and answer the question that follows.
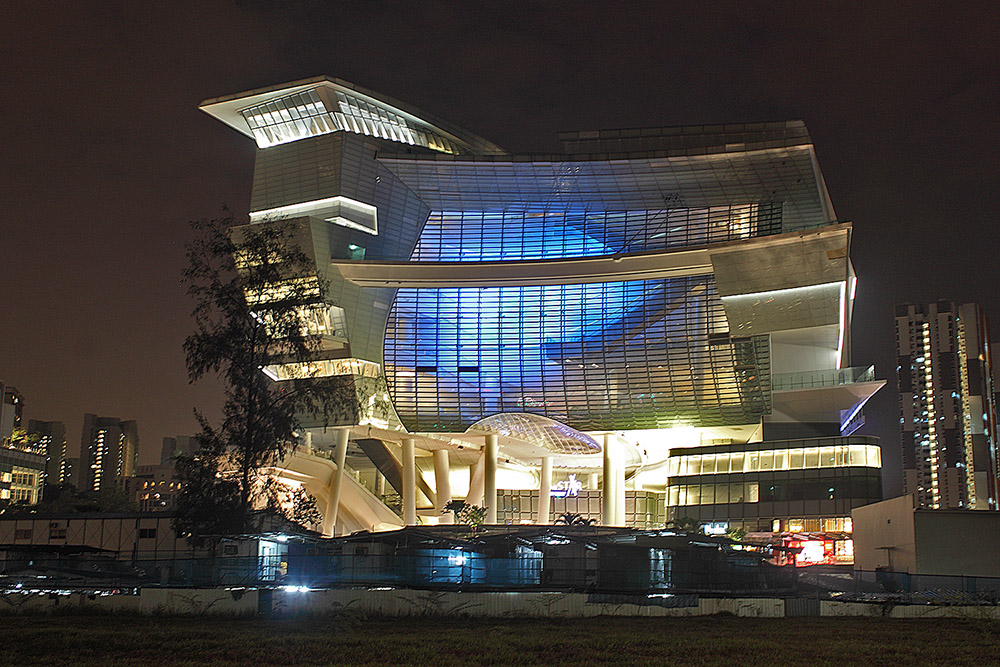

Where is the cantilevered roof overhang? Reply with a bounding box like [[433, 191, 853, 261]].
[[332, 223, 850, 289], [199, 76, 507, 155]]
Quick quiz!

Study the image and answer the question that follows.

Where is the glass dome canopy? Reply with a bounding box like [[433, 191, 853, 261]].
[[467, 413, 602, 456]]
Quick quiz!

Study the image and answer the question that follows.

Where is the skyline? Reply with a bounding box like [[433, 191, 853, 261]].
[[2, 2, 998, 495]]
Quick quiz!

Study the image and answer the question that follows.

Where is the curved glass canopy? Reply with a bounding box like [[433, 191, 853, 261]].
[[468, 413, 602, 456]]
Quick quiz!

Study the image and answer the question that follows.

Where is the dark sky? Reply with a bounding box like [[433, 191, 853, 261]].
[[2, 2, 998, 493]]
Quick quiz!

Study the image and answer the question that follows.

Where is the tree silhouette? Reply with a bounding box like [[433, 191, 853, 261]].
[[174, 213, 346, 537]]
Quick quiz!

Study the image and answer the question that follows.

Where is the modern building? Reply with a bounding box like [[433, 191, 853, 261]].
[[80, 414, 138, 493], [0, 384, 24, 442], [200, 76, 885, 538], [127, 463, 182, 512], [895, 302, 998, 509], [0, 447, 45, 505], [26, 419, 67, 487]]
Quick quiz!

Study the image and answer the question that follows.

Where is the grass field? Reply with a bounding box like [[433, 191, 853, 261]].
[[1, 614, 998, 665]]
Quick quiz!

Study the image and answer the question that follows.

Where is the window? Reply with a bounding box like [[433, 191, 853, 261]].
[[11, 472, 34, 486], [14, 529, 31, 540], [49, 522, 66, 540], [138, 528, 157, 539]]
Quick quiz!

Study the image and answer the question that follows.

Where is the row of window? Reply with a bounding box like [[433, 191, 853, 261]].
[[10, 472, 36, 486], [11, 526, 158, 540], [668, 476, 881, 506], [667, 445, 882, 477], [240, 87, 464, 153], [412, 205, 764, 263]]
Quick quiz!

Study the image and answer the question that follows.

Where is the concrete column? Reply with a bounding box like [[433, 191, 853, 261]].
[[602, 434, 615, 526], [615, 449, 626, 527], [433, 449, 453, 524], [484, 434, 498, 524], [375, 470, 385, 496], [466, 457, 485, 506], [304, 431, 313, 454], [537, 457, 552, 524], [588, 472, 599, 490], [324, 428, 349, 536], [402, 438, 417, 526]]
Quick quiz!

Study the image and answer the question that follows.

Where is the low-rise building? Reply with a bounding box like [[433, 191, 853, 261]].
[[127, 464, 182, 512], [852, 494, 1000, 577], [0, 448, 46, 505]]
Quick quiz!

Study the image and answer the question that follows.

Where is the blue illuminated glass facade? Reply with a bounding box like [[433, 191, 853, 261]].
[[382, 206, 774, 431]]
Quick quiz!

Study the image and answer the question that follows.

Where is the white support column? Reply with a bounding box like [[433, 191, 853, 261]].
[[615, 446, 626, 527], [484, 434, 498, 524], [402, 437, 417, 526], [466, 457, 485, 506], [324, 428, 349, 536], [304, 431, 313, 454], [589, 472, 599, 491], [433, 449, 453, 524], [537, 457, 552, 524], [602, 434, 614, 526]]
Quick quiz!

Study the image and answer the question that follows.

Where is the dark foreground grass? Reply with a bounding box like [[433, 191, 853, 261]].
[[1, 613, 998, 666]]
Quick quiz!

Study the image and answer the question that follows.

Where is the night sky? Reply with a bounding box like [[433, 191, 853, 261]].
[[3, 2, 998, 495]]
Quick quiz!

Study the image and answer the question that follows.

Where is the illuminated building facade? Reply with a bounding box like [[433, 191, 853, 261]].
[[0, 384, 24, 441], [0, 448, 45, 504], [895, 302, 998, 509], [27, 419, 67, 486], [128, 464, 182, 512], [81, 414, 138, 493], [201, 77, 885, 536]]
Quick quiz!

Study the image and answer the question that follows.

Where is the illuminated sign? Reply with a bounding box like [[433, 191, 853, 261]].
[[702, 522, 729, 536], [550, 474, 583, 498]]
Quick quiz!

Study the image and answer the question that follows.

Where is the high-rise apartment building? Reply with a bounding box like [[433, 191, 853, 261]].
[[61, 456, 81, 489], [896, 302, 998, 509], [80, 414, 138, 492], [27, 419, 67, 487], [200, 77, 885, 536]]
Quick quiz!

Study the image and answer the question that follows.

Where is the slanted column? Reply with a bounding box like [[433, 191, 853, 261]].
[[433, 449, 453, 524], [537, 457, 552, 524], [484, 434, 498, 524], [402, 438, 417, 526], [323, 428, 350, 536], [602, 433, 615, 526], [466, 457, 485, 506]]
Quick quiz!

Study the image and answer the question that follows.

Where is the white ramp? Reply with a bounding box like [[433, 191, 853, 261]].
[[274, 451, 403, 536]]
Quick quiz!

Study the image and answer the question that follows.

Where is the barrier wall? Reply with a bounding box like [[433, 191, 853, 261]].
[[2, 589, 998, 619]]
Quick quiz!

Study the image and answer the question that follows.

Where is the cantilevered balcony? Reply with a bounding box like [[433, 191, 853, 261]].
[[770, 365, 884, 430], [772, 365, 876, 391]]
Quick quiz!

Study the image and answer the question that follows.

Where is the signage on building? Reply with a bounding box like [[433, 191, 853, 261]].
[[550, 474, 583, 498]]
